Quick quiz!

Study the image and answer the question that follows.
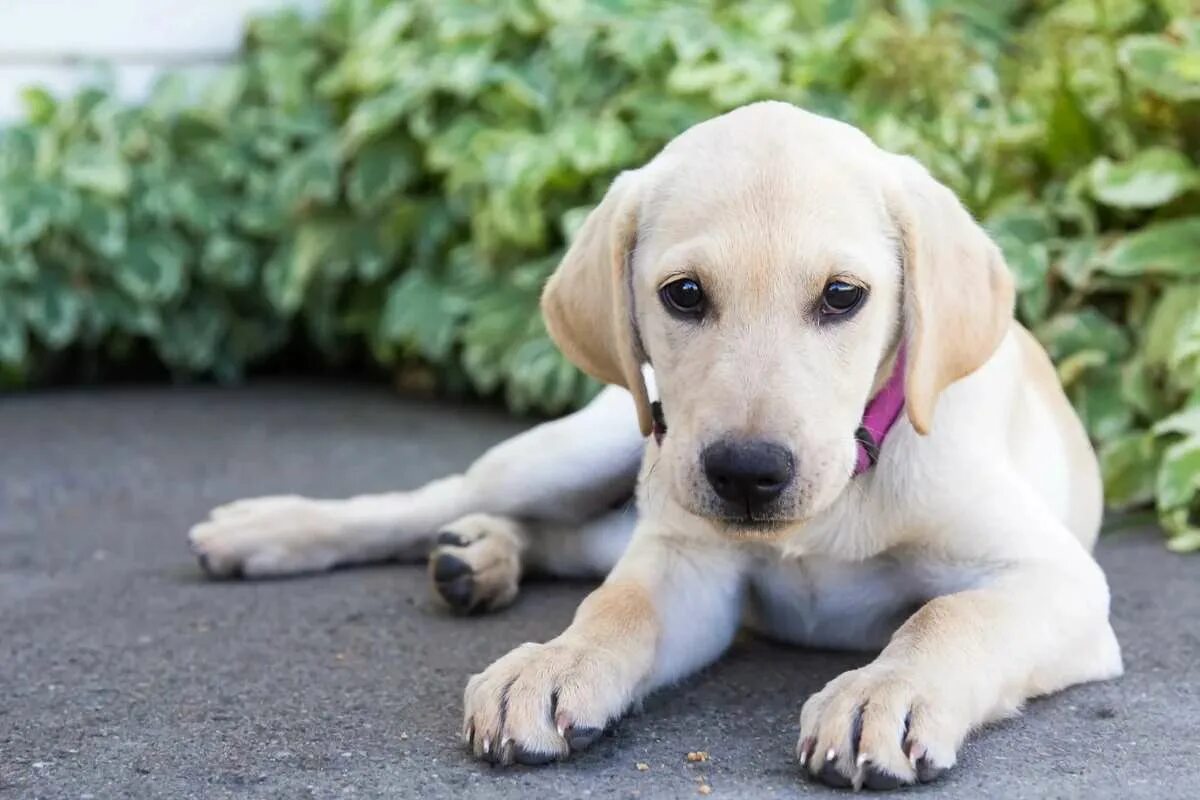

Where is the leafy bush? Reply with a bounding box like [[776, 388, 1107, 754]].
[[0, 0, 1198, 548]]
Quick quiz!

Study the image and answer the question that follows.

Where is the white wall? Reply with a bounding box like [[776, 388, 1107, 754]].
[[0, 0, 323, 121]]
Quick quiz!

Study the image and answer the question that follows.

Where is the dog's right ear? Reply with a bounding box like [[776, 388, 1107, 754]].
[[542, 170, 654, 436]]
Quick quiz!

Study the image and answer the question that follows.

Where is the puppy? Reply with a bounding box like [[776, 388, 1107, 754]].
[[190, 102, 1122, 790]]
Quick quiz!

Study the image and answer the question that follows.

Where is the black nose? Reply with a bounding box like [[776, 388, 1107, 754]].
[[702, 439, 795, 510]]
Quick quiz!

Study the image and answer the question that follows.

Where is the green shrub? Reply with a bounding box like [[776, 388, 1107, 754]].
[[0, 0, 1198, 548]]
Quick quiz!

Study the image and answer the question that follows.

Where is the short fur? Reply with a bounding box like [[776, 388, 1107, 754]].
[[189, 102, 1121, 790]]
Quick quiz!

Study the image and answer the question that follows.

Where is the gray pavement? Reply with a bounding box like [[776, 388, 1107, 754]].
[[1, 383, 1197, 799]]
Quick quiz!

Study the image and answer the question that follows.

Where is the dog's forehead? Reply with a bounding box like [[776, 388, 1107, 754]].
[[645, 105, 888, 229], [639, 110, 895, 281]]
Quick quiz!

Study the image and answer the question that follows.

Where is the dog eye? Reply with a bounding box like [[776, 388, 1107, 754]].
[[820, 281, 865, 316], [660, 278, 705, 317]]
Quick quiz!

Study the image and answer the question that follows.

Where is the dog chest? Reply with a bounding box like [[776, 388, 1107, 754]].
[[742, 554, 986, 651]]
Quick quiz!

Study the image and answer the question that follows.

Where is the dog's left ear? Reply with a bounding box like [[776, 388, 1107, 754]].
[[886, 155, 1015, 435], [541, 169, 654, 436]]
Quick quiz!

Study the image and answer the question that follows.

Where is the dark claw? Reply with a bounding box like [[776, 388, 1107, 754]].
[[815, 757, 853, 788], [861, 760, 904, 790], [915, 755, 947, 784], [564, 725, 603, 752], [436, 530, 468, 547], [513, 743, 558, 765], [850, 704, 865, 758], [432, 552, 471, 581], [197, 553, 241, 579], [436, 574, 475, 611]]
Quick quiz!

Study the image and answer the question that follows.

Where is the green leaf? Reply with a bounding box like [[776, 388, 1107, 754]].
[[1119, 33, 1200, 102], [1155, 407, 1200, 439], [1144, 285, 1200, 368], [1058, 349, 1109, 388], [1044, 80, 1099, 169], [0, 249, 37, 283], [0, 194, 50, 247], [24, 275, 83, 349], [1074, 365, 1134, 442], [200, 65, 248, 120], [1166, 528, 1200, 553], [118, 231, 188, 303], [347, 137, 417, 213], [262, 242, 305, 314], [20, 86, 57, 125], [90, 287, 160, 336], [1157, 437, 1200, 512], [76, 198, 127, 258], [555, 115, 637, 173], [1101, 432, 1165, 510], [341, 88, 415, 155], [201, 235, 257, 289], [61, 143, 131, 197], [1037, 309, 1131, 362], [987, 207, 1054, 291], [278, 140, 341, 210], [1120, 356, 1169, 419], [0, 180, 72, 246], [1089, 148, 1198, 209], [1103, 217, 1200, 277], [379, 271, 462, 361], [1056, 238, 1101, 289]]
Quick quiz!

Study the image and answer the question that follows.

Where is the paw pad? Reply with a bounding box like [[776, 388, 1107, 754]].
[[430, 552, 477, 613]]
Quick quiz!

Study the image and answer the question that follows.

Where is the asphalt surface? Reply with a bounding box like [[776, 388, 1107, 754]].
[[2, 382, 1198, 799]]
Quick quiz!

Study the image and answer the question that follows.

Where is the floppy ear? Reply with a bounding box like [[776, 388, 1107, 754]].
[[886, 155, 1015, 435], [541, 170, 654, 436]]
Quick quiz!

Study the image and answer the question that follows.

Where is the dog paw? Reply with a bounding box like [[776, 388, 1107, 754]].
[[428, 514, 524, 614], [797, 664, 958, 790], [188, 496, 346, 578], [462, 639, 631, 766]]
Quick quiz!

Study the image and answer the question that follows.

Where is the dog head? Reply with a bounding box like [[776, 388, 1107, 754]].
[[542, 102, 1013, 538]]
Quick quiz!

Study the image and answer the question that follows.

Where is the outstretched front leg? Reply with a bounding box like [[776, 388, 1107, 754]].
[[798, 492, 1123, 790], [463, 529, 745, 764], [188, 386, 642, 578]]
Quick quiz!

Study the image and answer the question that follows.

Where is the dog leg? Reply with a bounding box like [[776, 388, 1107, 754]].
[[525, 505, 638, 579], [797, 506, 1122, 790], [189, 387, 642, 578], [462, 530, 745, 765]]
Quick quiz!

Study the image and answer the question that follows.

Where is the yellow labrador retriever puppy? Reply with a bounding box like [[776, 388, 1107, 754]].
[[190, 102, 1122, 790]]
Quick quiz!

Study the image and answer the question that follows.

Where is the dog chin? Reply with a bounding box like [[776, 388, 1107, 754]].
[[709, 515, 798, 541]]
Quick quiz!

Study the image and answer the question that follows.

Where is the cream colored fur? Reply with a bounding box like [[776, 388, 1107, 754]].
[[189, 102, 1121, 790]]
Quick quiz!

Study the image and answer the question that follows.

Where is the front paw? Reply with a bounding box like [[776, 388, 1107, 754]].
[[797, 664, 959, 790], [429, 514, 523, 615], [462, 639, 633, 766]]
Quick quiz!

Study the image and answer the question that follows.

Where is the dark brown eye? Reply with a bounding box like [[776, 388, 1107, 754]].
[[661, 278, 705, 317], [821, 281, 865, 316]]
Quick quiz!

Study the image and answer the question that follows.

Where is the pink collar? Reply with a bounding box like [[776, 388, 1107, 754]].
[[853, 344, 907, 476]]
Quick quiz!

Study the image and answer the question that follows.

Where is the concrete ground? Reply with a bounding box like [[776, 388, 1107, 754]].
[[1, 383, 1197, 800]]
